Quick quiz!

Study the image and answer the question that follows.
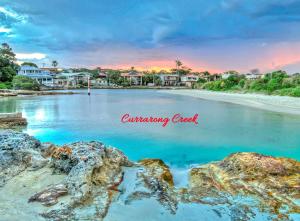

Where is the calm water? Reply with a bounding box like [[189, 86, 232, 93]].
[[1, 89, 300, 166]]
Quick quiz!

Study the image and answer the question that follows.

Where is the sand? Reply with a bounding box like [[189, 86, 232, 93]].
[[163, 90, 300, 115]]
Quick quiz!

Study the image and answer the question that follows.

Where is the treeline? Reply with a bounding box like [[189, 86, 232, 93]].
[[195, 71, 300, 97], [0, 43, 39, 90]]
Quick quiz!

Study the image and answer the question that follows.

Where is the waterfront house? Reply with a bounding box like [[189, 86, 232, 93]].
[[54, 72, 91, 88], [221, 71, 239, 80], [181, 74, 199, 87], [159, 74, 180, 86], [18, 65, 54, 87], [40, 67, 61, 76], [221, 73, 232, 79], [97, 72, 108, 85], [245, 73, 263, 80], [121, 71, 144, 85]]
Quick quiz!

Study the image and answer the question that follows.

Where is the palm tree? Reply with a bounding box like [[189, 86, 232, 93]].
[[175, 60, 182, 75], [52, 60, 58, 68]]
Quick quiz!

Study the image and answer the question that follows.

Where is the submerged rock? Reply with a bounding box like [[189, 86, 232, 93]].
[[122, 159, 178, 214]]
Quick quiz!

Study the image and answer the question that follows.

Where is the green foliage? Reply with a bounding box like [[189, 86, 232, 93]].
[[239, 79, 246, 88], [0, 82, 12, 89], [52, 60, 58, 67], [201, 70, 300, 97], [249, 79, 266, 91], [276, 87, 300, 97], [197, 78, 207, 83], [107, 70, 121, 85], [266, 78, 282, 92], [0, 66, 16, 82], [143, 74, 155, 85], [12, 75, 40, 90], [0, 43, 17, 82]]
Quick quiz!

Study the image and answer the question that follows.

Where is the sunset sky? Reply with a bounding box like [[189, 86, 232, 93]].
[[1, 0, 300, 73]]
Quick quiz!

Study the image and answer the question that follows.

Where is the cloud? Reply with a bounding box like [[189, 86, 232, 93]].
[[0, 26, 11, 33], [16, 53, 47, 60], [0, 1, 300, 72]]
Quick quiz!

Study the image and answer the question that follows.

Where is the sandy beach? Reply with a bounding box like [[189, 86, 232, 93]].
[[163, 90, 300, 115]]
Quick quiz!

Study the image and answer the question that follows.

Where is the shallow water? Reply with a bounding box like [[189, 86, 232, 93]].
[[1, 89, 300, 166]]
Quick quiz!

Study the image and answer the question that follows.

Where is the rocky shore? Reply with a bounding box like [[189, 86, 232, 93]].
[[0, 130, 299, 221], [0, 89, 76, 97], [0, 113, 27, 128]]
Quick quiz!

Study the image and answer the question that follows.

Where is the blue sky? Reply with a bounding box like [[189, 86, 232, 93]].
[[1, 0, 300, 73]]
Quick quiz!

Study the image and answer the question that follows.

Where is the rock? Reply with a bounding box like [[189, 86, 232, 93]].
[[1, 130, 299, 220], [186, 152, 300, 220], [35, 141, 133, 220], [0, 130, 45, 187], [28, 184, 68, 206], [139, 159, 174, 186], [136, 159, 178, 214], [0, 113, 27, 128], [40, 142, 57, 158]]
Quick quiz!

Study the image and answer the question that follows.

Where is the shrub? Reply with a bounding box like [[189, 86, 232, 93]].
[[266, 78, 282, 92], [277, 87, 300, 97], [250, 79, 266, 91], [0, 81, 11, 89], [238, 79, 246, 88], [12, 75, 40, 90], [282, 78, 294, 88]]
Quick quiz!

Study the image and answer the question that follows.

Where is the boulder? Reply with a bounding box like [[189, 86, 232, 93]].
[[0, 130, 45, 187], [34, 141, 133, 220], [187, 152, 300, 219]]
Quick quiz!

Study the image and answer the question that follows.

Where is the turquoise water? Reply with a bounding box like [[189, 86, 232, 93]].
[[1, 89, 300, 166]]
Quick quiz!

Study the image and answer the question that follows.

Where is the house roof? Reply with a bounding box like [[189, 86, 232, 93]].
[[121, 72, 144, 77], [57, 72, 91, 77], [21, 74, 53, 79], [19, 65, 40, 71]]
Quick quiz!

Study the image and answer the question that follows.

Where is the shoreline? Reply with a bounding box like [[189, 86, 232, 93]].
[[163, 89, 300, 116], [0, 89, 77, 97]]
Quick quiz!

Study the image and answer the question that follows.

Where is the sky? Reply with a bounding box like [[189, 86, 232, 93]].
[[1, 0, 300, 73]]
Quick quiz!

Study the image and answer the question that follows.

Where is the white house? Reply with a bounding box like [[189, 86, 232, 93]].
[[121, 71, 144, 85], [245, 73, 262, 80], [18, 65, 54, 86], [221, 73, 232, 79], [181, 75, 199, 87], [54, 72, 91, 88], [159, 74, 180, 86]]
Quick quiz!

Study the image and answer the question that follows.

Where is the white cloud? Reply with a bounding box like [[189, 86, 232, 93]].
[[0, 26, 11, 33], [16, 53, 47, 60], [0, 6, 19, 18], [0, 6, 27, 23]]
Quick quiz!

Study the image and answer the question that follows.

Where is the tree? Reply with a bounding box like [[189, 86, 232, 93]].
[[12, 75, 40, 90], [107, 70, 121, 85], [0, 43, 16, 63], [250, 68, 260, 75], [0, 43, 17, 82], [175, 59, 182, 75], [52, 60, 58, 67], [21, 62, 38, 68]]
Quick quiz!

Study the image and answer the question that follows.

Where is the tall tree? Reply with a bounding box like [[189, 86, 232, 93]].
[[175, 59, 182, 75], [21, 62, 38, 68], [52, 60, 58, 67], [0, 43, 17, 82]]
